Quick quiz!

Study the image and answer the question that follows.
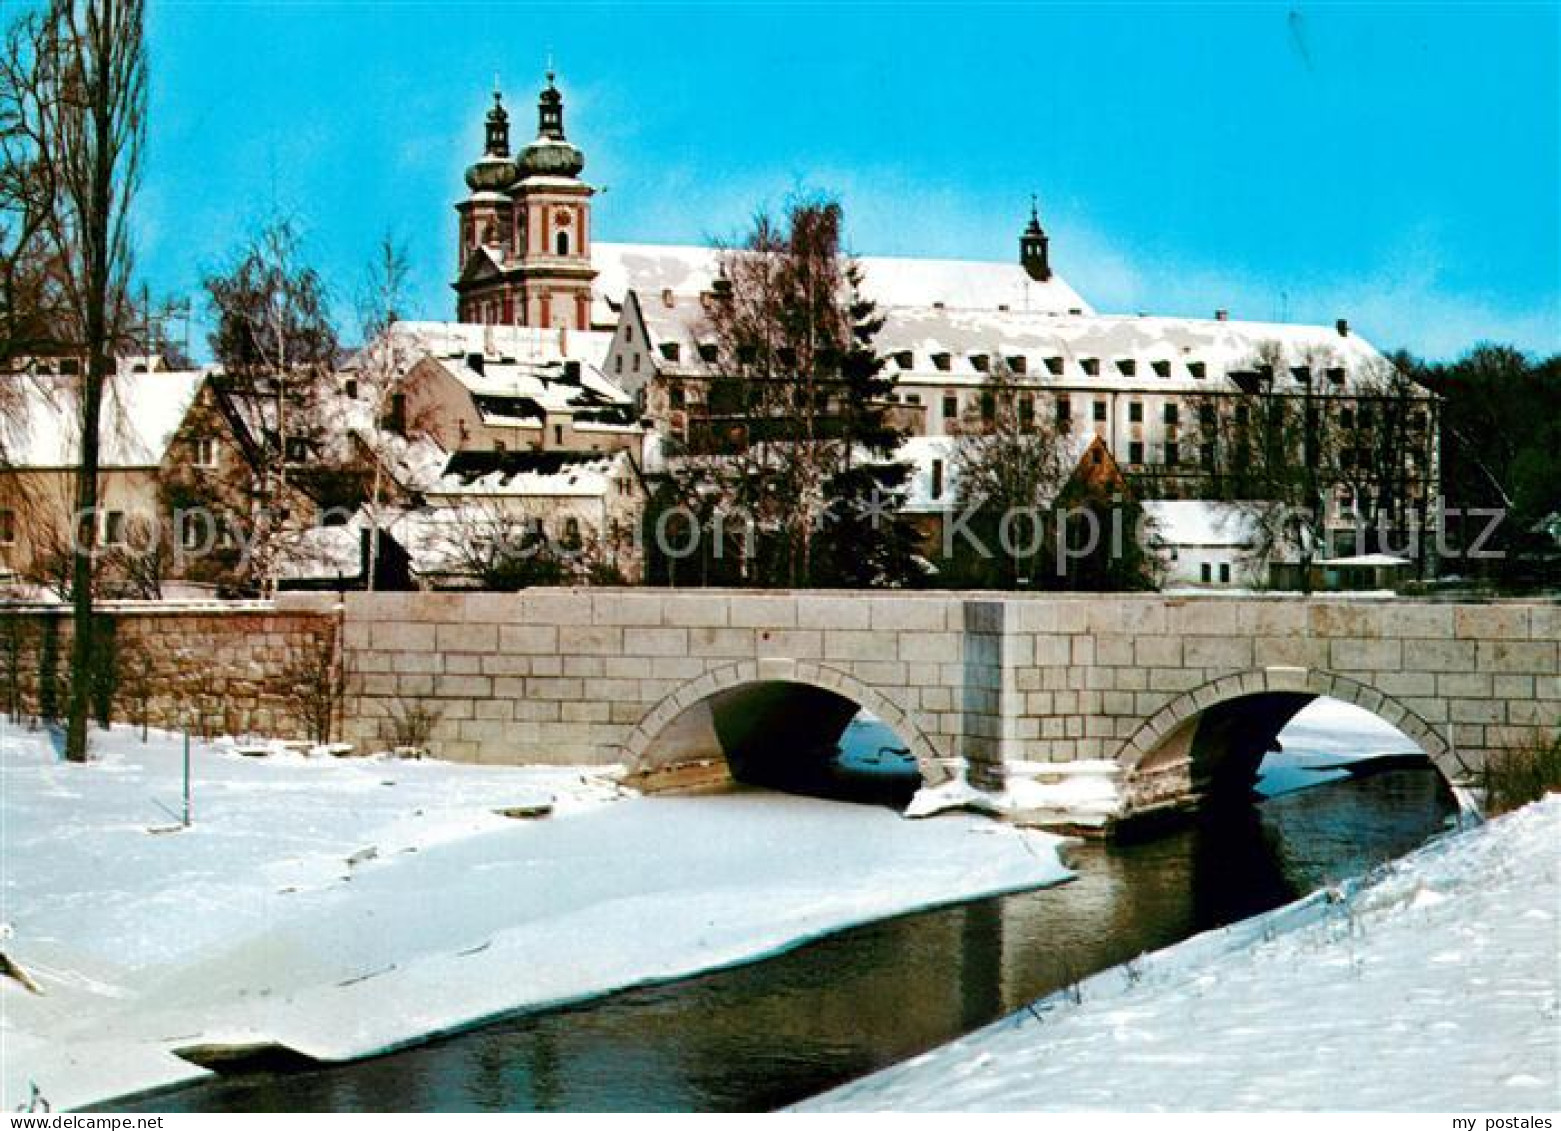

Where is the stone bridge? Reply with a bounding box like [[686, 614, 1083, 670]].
[[337, 591, 1559, 832]]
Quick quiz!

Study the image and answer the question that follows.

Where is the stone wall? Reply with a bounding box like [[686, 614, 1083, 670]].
[[0, 595, 339, 741]]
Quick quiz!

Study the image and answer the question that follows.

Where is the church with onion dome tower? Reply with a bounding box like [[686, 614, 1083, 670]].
[[453, 73, 597, 331]]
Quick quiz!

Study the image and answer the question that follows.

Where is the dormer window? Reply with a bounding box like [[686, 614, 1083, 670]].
[[661, 288, 675, 309], [1007, 355, 1027, 374], [1044, 356, 1064, 376], [1080, 357, 1100, 377], [931, 352, 951, 372], [1188, 360, 1207, 380], [970, 353, 990, 373], [698, 343, 718, 364], [893, 349, 913, 369], [1116, 358, 1137, 377], [660, 342, 681, 363], [1291, 366, 1311, 383], [1152, 360, 1171, 379], [1327, 367, 1346, 385]]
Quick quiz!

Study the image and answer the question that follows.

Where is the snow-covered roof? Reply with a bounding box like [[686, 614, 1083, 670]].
[[423, 352, 638, 428], [423, 449, 631, 500], [271, 524, 362, 582], [590, 242, 1093, 325], [0, 371, 207, 470], [1142, 500, 1263, 548], [374, 321, 616, 374], [874, 307, 1399, 391]]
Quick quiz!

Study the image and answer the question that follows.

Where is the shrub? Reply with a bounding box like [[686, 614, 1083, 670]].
[[1478, 730, 1561, 816]]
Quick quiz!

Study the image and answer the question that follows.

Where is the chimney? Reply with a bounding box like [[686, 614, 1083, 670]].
[[1215, 309, 1228, 322], [1336, 318, 1350, 337]]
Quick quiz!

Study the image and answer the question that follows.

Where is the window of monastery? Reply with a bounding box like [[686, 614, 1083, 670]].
[[1129, 401, 1143, 423], [1045, 356, 1064, 376], [1152, 360, 1171, 379], [943, 393, 958, 419], [1188, 361, 1207, 379], [1128, 441, 1144, 464], [1164, 442, 1180, 466], [1117, 359, 1136, 377], [970, 353, 990, 373], [1093, 399, 1107, 422], [1054, 396, 1070, 428], [1292, 366, 1311, 383], [932, 352, 951, 372], [1164, 403, 1179, 424], [1327, 367, 1346, 385], [1081, 358, 1100, 376], [1007, 355, 1028, 374], [0, 508, 14, 545]]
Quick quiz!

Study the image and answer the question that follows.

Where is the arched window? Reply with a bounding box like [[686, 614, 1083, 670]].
[[556, 230, 570, 256]]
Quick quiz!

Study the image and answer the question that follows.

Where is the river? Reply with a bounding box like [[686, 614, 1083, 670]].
[[116, 717, 1457, 1113]]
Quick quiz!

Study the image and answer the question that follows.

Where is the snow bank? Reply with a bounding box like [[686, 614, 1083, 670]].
[[906, 760, 1123, 829], [799, 796, 1561, 1112], [0, 721, 1069, 1111]]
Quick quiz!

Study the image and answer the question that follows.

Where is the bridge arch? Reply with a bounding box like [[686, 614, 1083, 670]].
[[1116, 666, 1465, 819], [622, 658, 951, 794]]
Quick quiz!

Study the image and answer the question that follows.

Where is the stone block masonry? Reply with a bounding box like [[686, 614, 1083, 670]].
[[0, 594, 340, 742]]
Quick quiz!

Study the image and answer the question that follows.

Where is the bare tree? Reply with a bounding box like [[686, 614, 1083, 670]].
[[947, 354, 1072, 587], [351, 232, 415, 590], [203, 215, 338, 595], [2, 0, 146, 760]]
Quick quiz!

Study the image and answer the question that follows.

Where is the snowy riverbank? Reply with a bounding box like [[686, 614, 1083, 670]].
[[0, 721, 1070, 1111], [800, 795, 1561, 1112]]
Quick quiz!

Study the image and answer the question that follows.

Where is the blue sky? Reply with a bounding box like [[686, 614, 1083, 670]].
[[138, 1, 1559, 359]]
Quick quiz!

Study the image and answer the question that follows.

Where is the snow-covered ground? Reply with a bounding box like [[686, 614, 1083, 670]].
[[799, 795, 1561, 1112], [0, 720, 1069, 1111]]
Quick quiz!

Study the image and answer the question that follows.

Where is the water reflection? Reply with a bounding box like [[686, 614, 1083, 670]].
[[117, 767, 1454, 1113]]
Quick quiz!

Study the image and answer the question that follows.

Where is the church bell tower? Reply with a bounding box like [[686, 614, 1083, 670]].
[[453, 72, 598, 331], [1020, 197, 1052, 282]]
